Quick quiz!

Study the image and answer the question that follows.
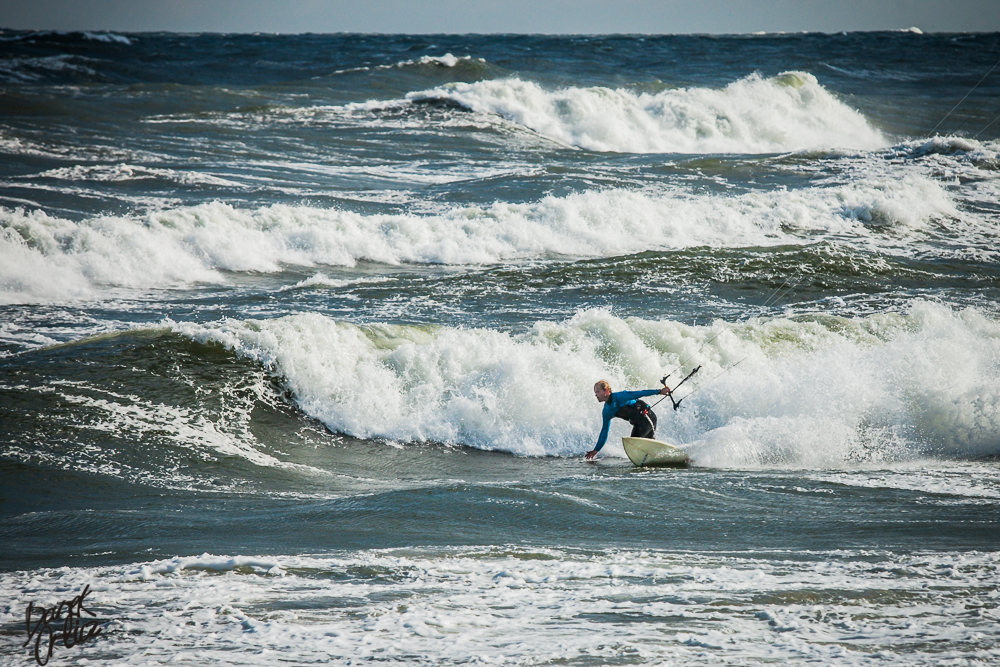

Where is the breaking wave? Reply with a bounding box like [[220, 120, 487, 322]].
[[0, 171, 962, 303], [406, 72, 889, 153], [334, 52, 486, 75], [174, 302, 1000, 465]]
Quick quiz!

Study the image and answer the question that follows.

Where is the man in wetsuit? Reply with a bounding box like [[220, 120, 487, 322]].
[[585, 379, 672, 460]]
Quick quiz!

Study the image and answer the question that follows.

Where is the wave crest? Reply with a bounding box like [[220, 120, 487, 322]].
[[406, 72, 888, 153]]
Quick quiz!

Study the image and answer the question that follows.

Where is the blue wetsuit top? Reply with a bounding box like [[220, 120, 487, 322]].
[[594, 389, 661, 452]]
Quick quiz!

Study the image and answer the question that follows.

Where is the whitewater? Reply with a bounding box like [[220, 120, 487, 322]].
[[167, 302, 1000, 461], [404, 71, 889, 153], [0, 160, 982, 303], [2, 30, 999, 667]]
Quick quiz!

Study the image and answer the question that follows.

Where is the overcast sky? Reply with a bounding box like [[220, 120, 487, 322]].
[[0, 0, 997, 34]]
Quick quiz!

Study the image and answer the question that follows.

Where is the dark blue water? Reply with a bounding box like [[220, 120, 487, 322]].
[[2, 30, 999, 666]]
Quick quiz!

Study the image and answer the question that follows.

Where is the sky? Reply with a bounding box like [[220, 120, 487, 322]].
[[0, 0, 998, 34], [0, 0, 1000, 34]]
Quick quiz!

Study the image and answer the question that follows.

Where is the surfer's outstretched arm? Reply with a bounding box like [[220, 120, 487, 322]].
[[585, 410, 613, 460], [616, 388, 665, 402]]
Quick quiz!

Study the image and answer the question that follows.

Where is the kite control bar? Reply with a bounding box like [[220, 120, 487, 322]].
[[652, 365, 701, 411]]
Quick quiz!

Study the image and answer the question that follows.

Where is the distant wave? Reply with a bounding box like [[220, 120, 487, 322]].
[[0, 30, 133, 45], [333, 52, 486, 75], [405, 72, 889, 153], [81, 31, 133, 45], [0, 31, 128, 83], [174, 302, 1000, 463], [395, 53, 481, 68], [0, 172, 961, 303], [0, 54, 98, 83]]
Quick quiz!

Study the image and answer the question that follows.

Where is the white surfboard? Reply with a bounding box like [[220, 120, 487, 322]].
[[621, 437, 690, 467]]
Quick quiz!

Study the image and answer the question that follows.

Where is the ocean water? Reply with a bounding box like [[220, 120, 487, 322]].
[[1, 29, 1000, 666]]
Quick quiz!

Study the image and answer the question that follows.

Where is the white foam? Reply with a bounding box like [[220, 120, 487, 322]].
[[0, 321, 60, 349], [281, 272, 392, 291], [893, 136, 997, 159], [81, 31, 133, 45], [406, 72, 889, 153], [286, 272, 350, 290], [333, 52, 483, 75], [679, 302, 1000, 466], [812, 466, 1000, 501], [0, 207, 224, 303], [174, 302, 1000, 465], [0, 168, 966, 303], [34, 163, 242, 187], [2, 548, 997, 666], [177, 99, 512, 139], [389, 53, 482, 69], [0, 130, 142, 162], [235, 159, 519, 186]]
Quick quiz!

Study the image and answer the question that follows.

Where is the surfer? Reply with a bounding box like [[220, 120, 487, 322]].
[[585, 380, 672, 460]]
